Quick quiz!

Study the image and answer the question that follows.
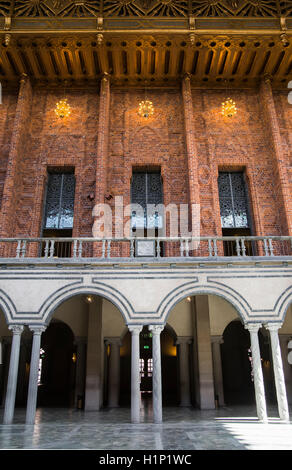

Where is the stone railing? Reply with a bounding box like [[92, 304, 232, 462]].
[[0, 236, 291, 262]]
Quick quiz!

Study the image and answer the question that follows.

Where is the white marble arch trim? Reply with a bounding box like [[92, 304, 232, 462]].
[[207, 279, 292, 322], [158, 281, 249, 324], [41, 284, 131, 325], [0, 289, 17, 324], [274, 286, 292, 323]]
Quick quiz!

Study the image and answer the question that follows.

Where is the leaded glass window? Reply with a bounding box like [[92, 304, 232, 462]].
[[44, 172, 75, 230], [131, 171, 163, 230], [218, 172, 249, 229]]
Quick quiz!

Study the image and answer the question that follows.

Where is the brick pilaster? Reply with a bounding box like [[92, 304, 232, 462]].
[[0, 74, 32, 240], [259, 77, 292, 235], [181, 75, 200, 254], [95, 73, 110, 207], [93, 73, 111, 252]]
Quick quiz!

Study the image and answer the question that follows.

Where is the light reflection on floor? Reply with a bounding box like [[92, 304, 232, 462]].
[[0, 403, 291, 450]]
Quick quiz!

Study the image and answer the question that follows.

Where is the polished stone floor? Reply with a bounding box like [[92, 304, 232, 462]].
[[0, 401, 292, 451]]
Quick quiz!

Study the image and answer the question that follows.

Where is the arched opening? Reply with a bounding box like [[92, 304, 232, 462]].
[[221, 320, 277, 406], [38, 320, 75, 407], [0, 308, 12, 408], [39, 293, 127, 412], [164, 292, 255, 411], [119, 324, 179, 411]]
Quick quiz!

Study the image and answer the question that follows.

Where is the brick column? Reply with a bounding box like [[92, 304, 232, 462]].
[[0, 74, 32, 242], [181, 75, 200, 254], [259, 77, 292, 236], [93, 74, 111, 255], [95, 73, 110, 207]]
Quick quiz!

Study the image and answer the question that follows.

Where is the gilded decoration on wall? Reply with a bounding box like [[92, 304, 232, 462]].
[[0, 0, 290, 16]]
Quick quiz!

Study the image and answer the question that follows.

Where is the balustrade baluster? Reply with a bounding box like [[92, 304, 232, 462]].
[[107, 240, 111, 258], [78, 240, 83, 258], [102, 239, 106, 258], [130, 239, 134, 258], [73, 240, 77, 258], [44, 240, 49, 258], [263, 238, 269, 256], [180, 240, 184, 257], [49, 240, 55, 258], [208, 239, 213, 257], [236, 238, 241, 256], [268, 238, 274, 256], [213, 238, 218, 257], [21, 240, 27, 258], [16, 240, 21, 258], [241, 238, 246, 256]]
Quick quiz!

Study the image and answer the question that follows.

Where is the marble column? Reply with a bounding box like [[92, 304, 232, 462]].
[[211, 335, 225, 407], [128, 325, 142, 424], [26, 326, 46, 425], [149, 325, 164, 423], [265, 323, 290, 422], [3, 325, 24, 424], [279, 334, 292, 405], [245, 323, 268, 422], [176, 336, 192, 406], [106, 337, 121, 408], [74, 337, 87, 408]]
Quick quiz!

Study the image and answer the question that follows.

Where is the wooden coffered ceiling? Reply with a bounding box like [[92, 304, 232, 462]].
[[0, 1, 291, 88]]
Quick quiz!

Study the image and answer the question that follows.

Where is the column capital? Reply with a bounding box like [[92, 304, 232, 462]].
[[19, 72, 29, 85], [101, 72, 110, 84], [28, 325, 46, 335], [211, 335, 224, 345], [264, 322, 283, 332], [105, 336, 122, 346], [74, 336, 87, 345], [263, 73, 272, 85], [244, 322, 262, 333], [8, 325, 24, 335], [176, 336, 192, 345], [183, 72, 191, 82], [149, 324, 164, 335], [128, 325, 143, 335]]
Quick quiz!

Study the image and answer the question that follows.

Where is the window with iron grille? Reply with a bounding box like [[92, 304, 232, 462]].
[[131, 171, 163, 231], [218, 172, 250, 229], [44, 171, 75, 230]]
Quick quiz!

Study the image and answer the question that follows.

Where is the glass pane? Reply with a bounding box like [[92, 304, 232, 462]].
[[44, 174, 62, 229], [218, 172, 249, 229], [59, 174, 75, 229], [44, 173, 75, 230], [219, 198, 234, 228]]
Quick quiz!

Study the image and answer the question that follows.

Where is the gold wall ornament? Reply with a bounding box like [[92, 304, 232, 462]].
[[55, 98, 71, 118], [138, 99, 154, 118], [221, 97, 237, 118]]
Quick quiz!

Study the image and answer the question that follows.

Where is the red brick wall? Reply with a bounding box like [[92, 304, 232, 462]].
[[0, 89, 17, 210], [192, 88, 290, 238], [0, 82, 291, 249]]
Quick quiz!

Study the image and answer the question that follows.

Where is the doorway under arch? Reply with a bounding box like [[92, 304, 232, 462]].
[[38, 320, 76, 407], [221, 320, 277, 405]]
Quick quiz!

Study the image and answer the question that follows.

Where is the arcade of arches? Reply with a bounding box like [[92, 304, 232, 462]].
[[1, 294, 292, 424]]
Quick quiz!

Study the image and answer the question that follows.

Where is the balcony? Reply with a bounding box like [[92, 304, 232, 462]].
[[0, 236, 291, 266]]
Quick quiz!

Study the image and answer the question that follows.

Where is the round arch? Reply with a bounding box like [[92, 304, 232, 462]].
[[39, 284, 132, 326], [160, 283, 249, 325], [0, 289, 17, 324], [275, 286, 292, 323]]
